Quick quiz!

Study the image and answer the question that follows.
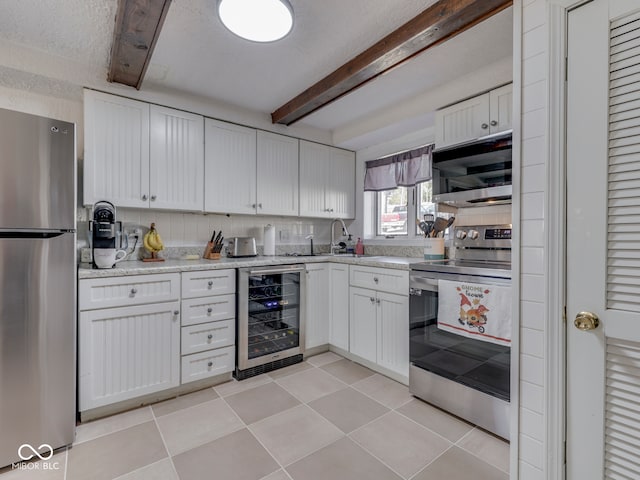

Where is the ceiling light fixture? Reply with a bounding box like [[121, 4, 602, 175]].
[[217, 0, 294, 43]]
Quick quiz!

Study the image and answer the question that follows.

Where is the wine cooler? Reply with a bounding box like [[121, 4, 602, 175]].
[[236, 264, 306, 379]]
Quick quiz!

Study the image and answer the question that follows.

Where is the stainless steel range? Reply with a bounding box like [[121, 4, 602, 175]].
[[409, 225, 512, 440]]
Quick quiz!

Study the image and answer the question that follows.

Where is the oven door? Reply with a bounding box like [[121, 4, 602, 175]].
[[409, 272, 511, 401]]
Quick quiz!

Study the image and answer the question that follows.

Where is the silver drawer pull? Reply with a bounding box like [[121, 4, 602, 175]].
[[207, 334, 213, 340], [207, 361, 213, 367], [174, 310, 180, 315], [130, 288, 137, 295], [207, 307, 213, 314], [373, 277, 379, 283], [370, 297, 375, 303], [207, 281, 214, 287]]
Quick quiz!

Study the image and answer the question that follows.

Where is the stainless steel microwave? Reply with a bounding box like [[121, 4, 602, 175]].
[[431, 132, 512, 207]]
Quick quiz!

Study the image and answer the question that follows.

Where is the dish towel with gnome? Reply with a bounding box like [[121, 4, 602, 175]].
[[437, 279, 512, 346]]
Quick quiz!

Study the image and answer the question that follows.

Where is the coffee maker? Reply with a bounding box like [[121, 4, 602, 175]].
[[89, 201, 127, 268]]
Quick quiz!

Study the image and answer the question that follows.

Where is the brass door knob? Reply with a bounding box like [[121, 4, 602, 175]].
[[574, 311, 599, 331]]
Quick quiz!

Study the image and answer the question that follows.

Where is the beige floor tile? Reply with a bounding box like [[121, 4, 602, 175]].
[[260, 469, 292, 480], [457, 428, 510, 473], [152, 388, 219, 418], [321, 359, 375, 384], [352, 374, 413, 409], [249, 405, 343, 466], [305, 351, 342, 367], [308, 387, 388, 433], [276, 368, 345, 403], [0, 449, 66, 479], [214, 374, 273, 397], [156, 398, 244, 455], [113, 458, 178, 480], [412, 446, 508, 480], [226, 382, 301, 424], [173, 429, 279, 480], [286, 437, 402, 480], [268, 361, 313, 380], [75, 407, 154, 444], [350, 412, 451, 479], [396, 399, 473, 443], [67, 422, 167, 480]]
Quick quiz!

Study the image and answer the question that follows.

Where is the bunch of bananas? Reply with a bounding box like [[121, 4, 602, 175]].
[[143, 223, 164, 254]]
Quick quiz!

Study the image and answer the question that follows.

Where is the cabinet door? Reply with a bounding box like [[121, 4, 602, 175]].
[[84, 89, 150, 208], [434, 93, 490, 149], [489, 83, 513, 134], [78, 302, 181, 411], [305, 264, 330, 349], [204, 119, 257, 214], [326, 147, 355, 219], [257, 131, 299, 216], [349, 287, 377, 363], [150, 105, 204, 211], [329, 263, 349, 351], [376, 291, 409, 377], [299, 140, 329, 217]]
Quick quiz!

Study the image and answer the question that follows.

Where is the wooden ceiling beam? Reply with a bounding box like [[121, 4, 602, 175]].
[[271, 0, 512, 125], [107, 0, 172, 89]]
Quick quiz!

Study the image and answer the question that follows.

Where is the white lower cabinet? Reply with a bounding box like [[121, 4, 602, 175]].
[[180, 268, 236, 384], [329, 263, 349, 351], [348, 266, 409, 378], [78, 301, 181, 411], [305, 263, 330, 349]]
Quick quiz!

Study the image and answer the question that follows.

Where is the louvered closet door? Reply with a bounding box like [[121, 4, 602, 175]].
[[567, 2, 640, 478]]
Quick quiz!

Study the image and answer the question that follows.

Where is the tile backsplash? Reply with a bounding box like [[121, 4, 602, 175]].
[[454, 204, 512, 226]]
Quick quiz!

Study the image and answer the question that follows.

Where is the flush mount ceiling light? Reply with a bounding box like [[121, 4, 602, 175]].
[[217, 0, 294, 43]]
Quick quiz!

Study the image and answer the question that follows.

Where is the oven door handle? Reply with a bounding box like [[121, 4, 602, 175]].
[[248, 266, 306, 275], [410, 276, 439, 292]]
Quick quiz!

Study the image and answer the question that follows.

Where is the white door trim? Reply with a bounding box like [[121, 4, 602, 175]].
[[546, 1, 593, 479]]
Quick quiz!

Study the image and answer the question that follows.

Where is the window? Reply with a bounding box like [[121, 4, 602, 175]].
[[416, 182, 434, 235], [377, 187, 408, 235]]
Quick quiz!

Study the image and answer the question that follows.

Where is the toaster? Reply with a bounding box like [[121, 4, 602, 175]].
[[227, 237, 257, 257]]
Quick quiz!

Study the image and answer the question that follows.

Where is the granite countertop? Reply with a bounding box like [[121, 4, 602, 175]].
[[78, 254, 419, 279]]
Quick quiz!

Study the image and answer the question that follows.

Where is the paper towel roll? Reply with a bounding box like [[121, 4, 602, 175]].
[[263, 224, 276, 256]]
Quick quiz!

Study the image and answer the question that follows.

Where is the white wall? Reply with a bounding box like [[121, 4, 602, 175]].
[[518, 0, 548, 479]]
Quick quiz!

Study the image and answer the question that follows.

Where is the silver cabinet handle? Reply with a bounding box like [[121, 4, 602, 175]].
[[376, 298, 381, 305], [370, 297, 375, 303], [252, 203, 257, 208], [173, 310, 179, 315], [373, 277, 379, 283], [130, 288, 137, 295], [207, 307, 213, 314], [207, 334, 213, 340], [481, 123, 488, 129], [150, 195, 157, 201], [490, 120, 498, 126], [258, 203, 263, 209], [141, 194, 148, 201], [207, 280, 214, 288], [207, 362, 213, 367]]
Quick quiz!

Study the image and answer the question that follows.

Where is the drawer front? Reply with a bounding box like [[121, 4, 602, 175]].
[[182, 270, 236, 298], [181, 294, 236, 326], [79, 273, 180, 310], [181, 346, 235, 383], [181, 320, 235, 355], [349, 265, 408, 295]]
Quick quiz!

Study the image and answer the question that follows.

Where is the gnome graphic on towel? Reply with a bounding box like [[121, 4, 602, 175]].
[[458, 289, 490, 334]]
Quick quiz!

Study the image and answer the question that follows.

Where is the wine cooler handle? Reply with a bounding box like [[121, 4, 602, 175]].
[[248, 266, 306, 275]]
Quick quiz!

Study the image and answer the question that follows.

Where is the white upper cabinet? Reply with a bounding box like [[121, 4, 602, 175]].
[[204, 118, 257, 215], [299, 140, 355, 219], [84, 90, 205, 211], [435, 83, 513, 149], [84, 90, 150, 208], [257, 131, 299, 216], [150, 105, 204, 211]]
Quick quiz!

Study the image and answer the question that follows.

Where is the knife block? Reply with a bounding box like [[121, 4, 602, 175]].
[[203, 242, 221, 260]]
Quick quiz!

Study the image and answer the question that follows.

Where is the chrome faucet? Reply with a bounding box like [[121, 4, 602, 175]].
[[330, 218, 350, 255]]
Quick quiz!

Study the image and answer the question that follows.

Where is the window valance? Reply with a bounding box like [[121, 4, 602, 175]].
[[364, 144, 433, 191]]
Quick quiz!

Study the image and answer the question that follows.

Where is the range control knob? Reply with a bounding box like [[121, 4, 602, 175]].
[[456, 230, 467, 240], [468, 230, 480, 240]]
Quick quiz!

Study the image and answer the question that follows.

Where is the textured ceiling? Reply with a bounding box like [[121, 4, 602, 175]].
[[0, 0, 513, 149]]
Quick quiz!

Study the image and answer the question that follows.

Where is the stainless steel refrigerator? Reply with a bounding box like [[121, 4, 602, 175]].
[[0, 108, 76, 467]]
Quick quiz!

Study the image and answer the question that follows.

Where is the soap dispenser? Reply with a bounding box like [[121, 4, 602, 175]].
[[355, 237, 364, 255], [346, 234, 355, 254]]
